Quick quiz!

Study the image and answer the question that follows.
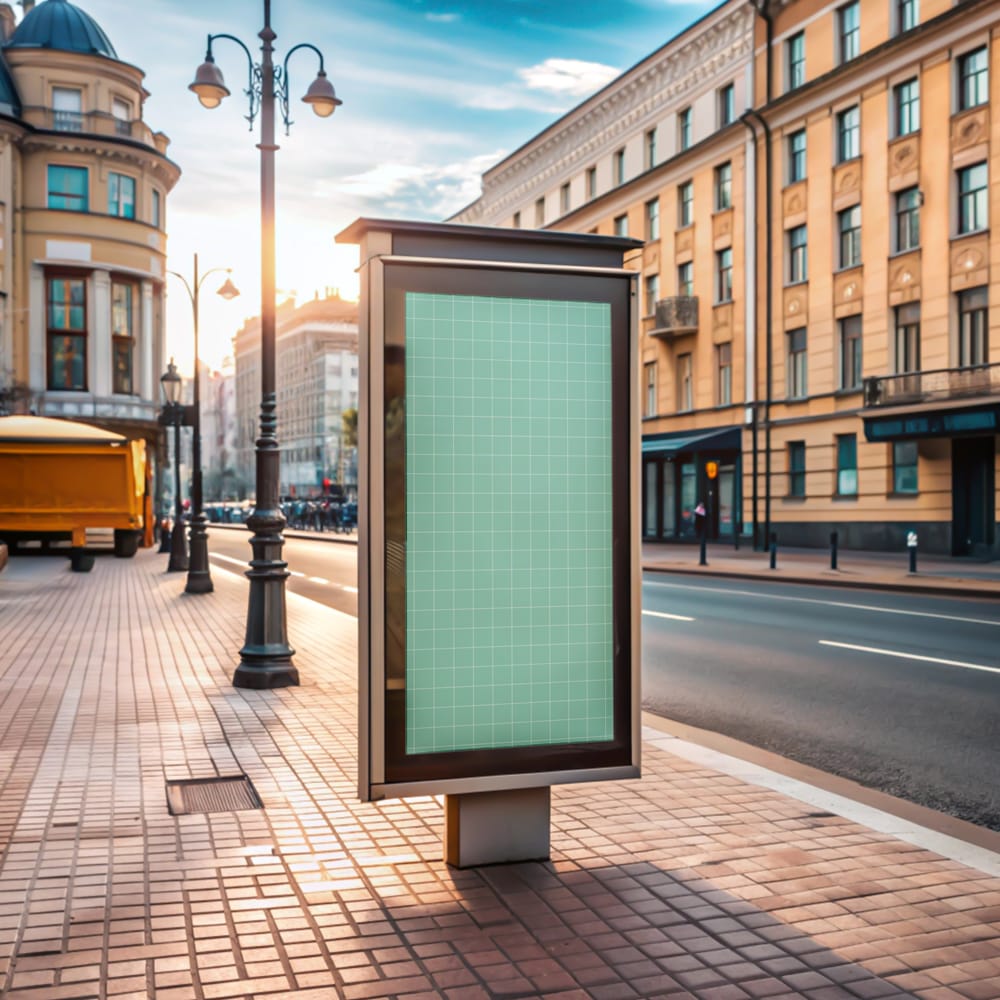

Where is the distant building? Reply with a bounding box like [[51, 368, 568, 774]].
[[454, 0, 1000, 556], [233, 292, 358, 497], [201, 359, 242, 500], [0, 0, 179, 467]]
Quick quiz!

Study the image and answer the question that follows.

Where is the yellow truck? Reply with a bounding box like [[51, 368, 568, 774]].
[[0, 415, 150, 572]]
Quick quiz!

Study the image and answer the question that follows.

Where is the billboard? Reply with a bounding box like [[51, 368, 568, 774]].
[[338, 220, 641, 801]]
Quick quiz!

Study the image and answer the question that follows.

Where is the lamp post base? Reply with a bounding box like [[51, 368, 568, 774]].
[[185, 514, 214, 594], [167, 521, 189, 572]]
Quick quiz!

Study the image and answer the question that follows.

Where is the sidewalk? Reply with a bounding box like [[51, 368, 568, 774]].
[[1, 550, 999, 999]]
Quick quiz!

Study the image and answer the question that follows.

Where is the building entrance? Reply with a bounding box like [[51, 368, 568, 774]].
[[951, 436, 995, 556]]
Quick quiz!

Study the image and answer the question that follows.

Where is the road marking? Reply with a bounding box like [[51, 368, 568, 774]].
[[309, 577, 329, 585], [344, 586, 358, 593], [644, 578, 1000, 627], [642, 610, 695, 622], [212, 553, 247, 568], [819, 640, 1000, 676], [290, 570, 306, 578]]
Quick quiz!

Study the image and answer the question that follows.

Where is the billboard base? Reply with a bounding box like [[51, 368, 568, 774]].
[[444, 786, 551, 868]]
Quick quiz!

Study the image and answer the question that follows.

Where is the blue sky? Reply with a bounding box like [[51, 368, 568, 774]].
[[71, 0, 715, 367]]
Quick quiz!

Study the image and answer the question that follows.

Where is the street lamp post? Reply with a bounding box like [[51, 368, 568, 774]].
[[168, 254, 240, 595], [189, 0, 341, 688], [160, 360, 189, 573]]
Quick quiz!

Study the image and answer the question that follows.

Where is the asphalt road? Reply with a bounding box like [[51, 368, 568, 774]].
[[206, 530, 1000, 830], [642, 574, 1000, 831]]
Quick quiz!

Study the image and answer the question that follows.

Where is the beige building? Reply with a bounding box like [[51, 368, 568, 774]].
[[233, 292, 359, 497], [0, 0, 179, 461], [456, 0, 1000, 556]]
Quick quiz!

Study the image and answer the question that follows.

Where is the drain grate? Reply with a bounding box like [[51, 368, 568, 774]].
[[166, 775, 263, 816]]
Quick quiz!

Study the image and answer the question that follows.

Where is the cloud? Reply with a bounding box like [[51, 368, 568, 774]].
[[517, 58, 620, 97], [425, 11, 459, 22]]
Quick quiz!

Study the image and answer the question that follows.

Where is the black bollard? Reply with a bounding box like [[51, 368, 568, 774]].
[[699, 533, 707, 566], [158, 522, 171, 554], [830, 530, 839, 571], [907, 531, 918, 573], [769, 531, 777, 570]]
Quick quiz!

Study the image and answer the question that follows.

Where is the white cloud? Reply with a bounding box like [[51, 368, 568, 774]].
[[517, 58, 620, 97], [425, 12, 459, 22]]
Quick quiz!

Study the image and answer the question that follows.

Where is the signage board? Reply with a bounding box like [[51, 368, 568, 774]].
[[338, 219, 642, 802]]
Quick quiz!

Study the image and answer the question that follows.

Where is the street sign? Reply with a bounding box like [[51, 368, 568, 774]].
[[706, 460, 718, 479]]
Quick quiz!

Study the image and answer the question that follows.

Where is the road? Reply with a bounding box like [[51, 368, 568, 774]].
[[208, 530, 1000, 830]]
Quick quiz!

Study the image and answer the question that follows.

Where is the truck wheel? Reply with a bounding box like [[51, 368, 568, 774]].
[[113, 530, 141, 558], [70, 550, 95, 573]]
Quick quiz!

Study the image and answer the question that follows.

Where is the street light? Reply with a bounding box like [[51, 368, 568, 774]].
[[167, 254, 240, 595], [160, 360, 188, 573], [189, 0, 341, 689]]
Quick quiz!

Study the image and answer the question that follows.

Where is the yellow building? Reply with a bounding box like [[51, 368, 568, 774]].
[[0, 0, 179, 460], [456, 0, 1000, 556]]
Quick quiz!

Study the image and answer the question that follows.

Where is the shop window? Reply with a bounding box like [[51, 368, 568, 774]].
[[111, 279, 136, 394], [893, 441, 918, 494], [836, 434, 858, 496], [788, 441, 806, 497], [47, 275, 87, 390]]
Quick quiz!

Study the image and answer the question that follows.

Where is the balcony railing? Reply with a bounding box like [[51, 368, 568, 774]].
[[650, 296, 698, 339], [21, 106, 159, 150], [863, 362, 1000, 408]]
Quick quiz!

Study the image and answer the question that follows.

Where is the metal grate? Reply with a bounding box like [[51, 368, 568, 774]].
[[166, 775, 263, 816]]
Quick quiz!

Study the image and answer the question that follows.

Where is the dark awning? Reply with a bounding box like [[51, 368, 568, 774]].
[[642, 425, 741, 455], [863, 403, 1000, 441]]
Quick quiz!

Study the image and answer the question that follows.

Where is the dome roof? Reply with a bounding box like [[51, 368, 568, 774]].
[[6, 0, 117, 60]]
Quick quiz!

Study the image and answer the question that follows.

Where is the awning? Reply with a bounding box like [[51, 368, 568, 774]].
[[863, 403, 1000, 441], [641, 425, 742, 455]]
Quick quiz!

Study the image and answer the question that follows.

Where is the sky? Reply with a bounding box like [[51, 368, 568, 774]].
[[69, 0, 716, 370]]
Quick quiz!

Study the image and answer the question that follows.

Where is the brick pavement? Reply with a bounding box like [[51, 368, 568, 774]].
[[0, 550, 998, 1000]]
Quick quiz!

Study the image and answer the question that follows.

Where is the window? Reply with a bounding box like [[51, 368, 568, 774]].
[[897, 0, 918, 32], [52, 87, 82, 131], [837, 105, 860, 162], [788, 441, 806, 497], [787, 129, 806, 184], [892, 441, 918, 494], [958, 162, 987, 234], [46, 276, 87, 391], [677, 353, 693, 412], [716, 248, 733, 303], [512, 210, 521, 228], [838, 2, 860, 63], [895, 187, 920, 252], [152, 188, 161, 229], [786, 32, 805, 91], [108, 172, 135, 219], [716, 342, 732, 406], [644, 273, 659, 316], [645, 127, 658, 170], [111, 280, 136, 394], [677, 261, 693, 296], [678, 107, 692, 151], [718, 83, 735, 126], [534, 197, 544, 227], [838, 205, 861, 269], [614, 148, 625, 185], [894, 78, 919, 136], [958, 287, 988, 366], [677, 181, 693, 227], [560, 182, 570, 214], [787, 327, 807, 398], [839, 315, 863, 390], [586, 167, 597, 200], [894, 303, 920, 373], [644, 362, 656, 417], [958, 47, 988, 111], [614, 214, 628, 237], [788, 225, 808, 283], [715, 162, 732, 210], [645, 197, 660, 241], [112, 97, 131, 137], [47, 165, 88, 212], [837, 434, 858, 495]]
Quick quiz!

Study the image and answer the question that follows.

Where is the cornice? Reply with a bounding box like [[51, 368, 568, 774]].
[[19, 133, 181, 186]]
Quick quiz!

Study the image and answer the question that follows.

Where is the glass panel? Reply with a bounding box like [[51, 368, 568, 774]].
[[718, 466, 734, 533], [679, 462, 696, 537], [644, 461, 658, 537], [661, 462, 676, 538], [49, 334, 86, 390]]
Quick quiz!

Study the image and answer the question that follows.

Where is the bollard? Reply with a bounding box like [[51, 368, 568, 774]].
[[769, 531, 777, 570], [158, 522, 172, 554], [907, 530, 918, 573], [830, 530, 839, 571], [699, 533, 708, 566]]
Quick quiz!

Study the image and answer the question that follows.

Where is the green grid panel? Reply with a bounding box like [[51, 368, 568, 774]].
[[405, 293, 614, 754]]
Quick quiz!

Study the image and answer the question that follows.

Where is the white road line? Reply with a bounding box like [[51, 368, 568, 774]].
[[344, 586, 358, 594], [289, 570, 306, 578], [211, 553, 247, 568], [642, 610, 695, 622], [308, 577, 329, 585], [819, 640, 1000, 676], [645, 579, 1000, 627]]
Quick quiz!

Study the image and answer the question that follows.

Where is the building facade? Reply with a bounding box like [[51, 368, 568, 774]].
[[201, 358, 243, 500], [455, 0, 1000, 556], [0, 0, 179, 463], [233, 292, 359, 497]]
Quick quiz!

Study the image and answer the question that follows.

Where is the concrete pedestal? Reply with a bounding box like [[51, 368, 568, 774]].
[[444, 786, 551, 868]]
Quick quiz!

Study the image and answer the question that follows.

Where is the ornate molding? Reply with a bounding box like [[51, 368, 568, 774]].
[[783, 286, 807, 329], [834, 268, 863, 317], [887, 136, 919, 192], [950, 234, 989, 290], [712, 209, 734, 248], [832, 160, 861, 211], [782, 182, 807, 226], [888, 251, 921, 306]]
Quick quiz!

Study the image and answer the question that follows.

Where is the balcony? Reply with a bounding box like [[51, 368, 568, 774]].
[[649, 296, 698, 340], [21, 106, 162, 152], [863, 363, 1000, 408]]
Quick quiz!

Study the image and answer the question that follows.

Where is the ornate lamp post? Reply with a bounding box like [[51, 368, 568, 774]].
[[160, 360, 188, 573], [189, 0, 341, 688], [167, 254, 240, 595]]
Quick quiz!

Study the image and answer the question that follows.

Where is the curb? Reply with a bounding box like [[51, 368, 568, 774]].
[[208, 521, 359, 546]]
